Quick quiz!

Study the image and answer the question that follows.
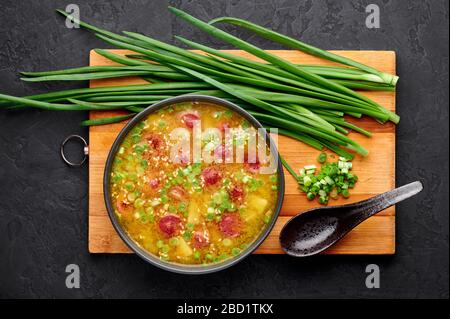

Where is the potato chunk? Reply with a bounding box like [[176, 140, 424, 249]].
[[243, 195, 268, 221], [188, 201, 201, 224], [176, 237, 193, 257]]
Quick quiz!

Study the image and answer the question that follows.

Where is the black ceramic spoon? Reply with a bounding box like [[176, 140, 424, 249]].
[[279, 181, 423, 257]]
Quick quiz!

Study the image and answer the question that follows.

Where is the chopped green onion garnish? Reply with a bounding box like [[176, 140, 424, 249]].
[[317, 152, 327, 163], [156, 240, 164, 249], [222, 238, 232, 246], [231, 247, 241, 256], [169, 237, 179, 246], [291, 158, 357, 205]]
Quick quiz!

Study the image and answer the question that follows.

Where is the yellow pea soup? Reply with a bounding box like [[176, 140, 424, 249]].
[[109, 101, 279, 265]]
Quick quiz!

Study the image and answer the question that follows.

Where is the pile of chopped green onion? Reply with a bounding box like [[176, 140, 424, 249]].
[[283, 154, 358, 205], [0, 6, 399, 161]]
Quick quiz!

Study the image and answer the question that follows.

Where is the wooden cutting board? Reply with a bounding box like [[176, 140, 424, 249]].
[[88, 49, 396, 255]]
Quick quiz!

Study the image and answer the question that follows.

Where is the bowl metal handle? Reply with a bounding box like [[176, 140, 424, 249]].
[[60, 134, 89, 167]]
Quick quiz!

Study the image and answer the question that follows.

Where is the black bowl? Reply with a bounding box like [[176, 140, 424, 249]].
[[103, 95, 285, 274]]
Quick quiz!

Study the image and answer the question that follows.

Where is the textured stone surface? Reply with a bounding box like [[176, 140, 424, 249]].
[[0, 0, 448, 298]]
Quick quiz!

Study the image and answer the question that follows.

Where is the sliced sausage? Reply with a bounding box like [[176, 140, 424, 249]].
[[219, 213, 242, 238], [180, 112, 200, 129], [214, 144, 232, 162], [116, 200, 131, 214], [201, 167, 221, 186], [149, 178, 160, 189], [168, 185, 187, 201], [245, 161, 260, 174], [229, 185, 244, 203], [179, 153, 190, 165], [192, 231, 209, 248], [159, 214, 181, 237], [144, 133, 164, 150], [218, 122, 230, 133], [214, 144, 225, 162], [244, 154, 260, 174]]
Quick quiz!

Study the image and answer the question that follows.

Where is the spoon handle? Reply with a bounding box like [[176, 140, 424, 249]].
[[352, 181, 423, 219]]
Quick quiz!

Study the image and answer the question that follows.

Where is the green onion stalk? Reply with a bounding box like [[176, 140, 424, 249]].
[[0, 6, 400, 161]]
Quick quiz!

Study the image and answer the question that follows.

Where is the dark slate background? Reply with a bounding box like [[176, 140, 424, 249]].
[[0, 0, 448, 299]]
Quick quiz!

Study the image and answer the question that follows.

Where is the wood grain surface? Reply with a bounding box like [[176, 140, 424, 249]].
[[88, 49, 396, 254]]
